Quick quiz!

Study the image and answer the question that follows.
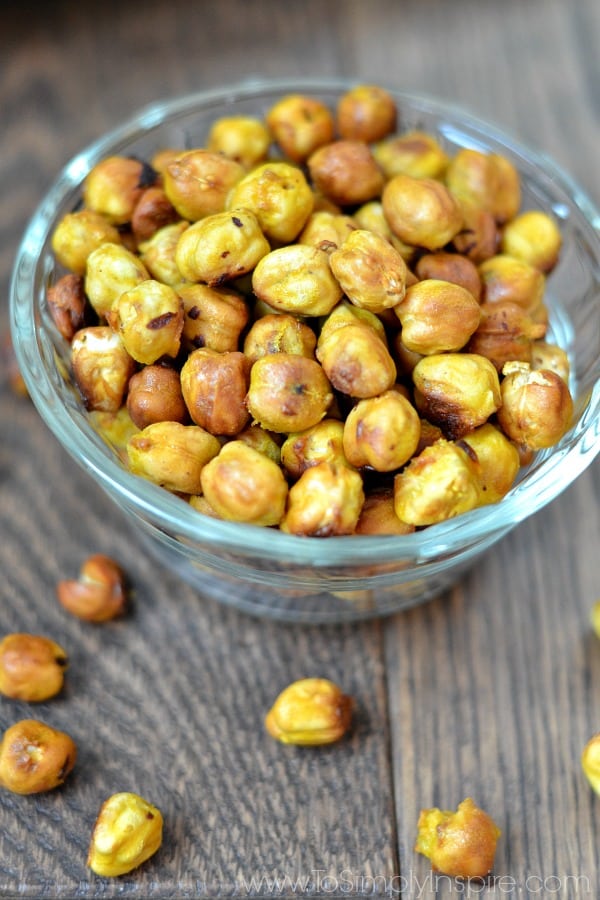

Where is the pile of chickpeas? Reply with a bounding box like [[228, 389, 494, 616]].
[[48, 84, 574, 536]]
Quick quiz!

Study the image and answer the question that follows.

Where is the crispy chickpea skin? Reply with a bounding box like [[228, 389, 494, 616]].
[[394, 438, 482, 526], [206, 115, 271, 169], [0, 634, 68, 702], [415, 798, 501, 879], [298, 210, 357, 254], [227, 161, 314, 243], [252, 245, 343, 317], [501, 209, 562, 272], [414, 251, 482, 301], [412, 352, 501, 439], [265, 94, 335, 163], [47, 273, 88, 341], [461, 423, 521, 504], [127, 365, 188, 428], [373, 130, 449, 180], [131, 185, 179, 242], [243, 313, 317, 365], [0, 719, 76, 794], [84, 243, 150, 319], [446, 148, 521, 224], [478, 253, 546, 315], [307, 140, 384, 207], [246, 353, 333, 434], [200, 441, 288, 526], [281, 461, 365, 536], [162, 149, 245, 221], [265, 678, 353, 746], [355, 489, 415, 536], [180, 348, 250, 436], [127, 421, 221, 494], [329, 229, 408, 313], [497, 361, 574, 449], [57, 554, 129, 622], [51, 209, 121, 274], [175, 208, 270, 286], [109, 279, 184, 365], [83, 155, 154, 225], [343, 390, 421, 472], [177, 283, 249, 353], [336, 84, 397, 142], [395, 279, 481, 355], [87, 792, 163, 877], [71, 326, 136, 412], [466, 300, 546, 371], [281, 419, 348, 479], [382, 173, 463, 250], [139, 220, 189, 286], [317, 323, 397, 399]]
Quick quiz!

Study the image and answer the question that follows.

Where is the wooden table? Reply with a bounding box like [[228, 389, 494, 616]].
[[1, 1, 599, 897]]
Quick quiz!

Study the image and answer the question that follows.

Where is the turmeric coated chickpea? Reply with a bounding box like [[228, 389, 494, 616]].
[[71, 326, 136, 412], [127, 421, 221, 494], [252, 244, 342, 317], [180, 348, 250, 436], [280, 419, 348, 479], [246, 353, 333, 434], [243, 313, 317, 365], [139, 221, 189, 286], [265, 93, 335, 163], [227, 161, 314, 243], [281, 461, 365, 536], [163, 149, 245, 221], [394, 279, 481, 355], [316, 322, 397, 399], [51, 209, 121, 274], [83, 155, 155, 225], [355, 489, 415, 536], [352, 200, 416, 262], [307, 140, 384, 207], [206, 115, 271, 169], [329, 229, 408, 314], [298, 210, 357, 254], [372, 130, 449, 180], [177, 283, 249, 353], [84, 243, 150, 319], [382, 173, 463, 250], [0, 719, 76, 794], [47, 273, 88, 341], [265, 677, 353, 746], [108, 279, 184, 365], [175, 208, 270, 286], [501, 209, 562, 272], [497, 361, 574, 449], [0, 634, 68, 702], [343, 390, 421, 472], [415, 798, 501, 879], [319, 298, 388, 343], [87, 792, 163, 877], [336, 84, 397, 143], [461, 423, 521, 505], [236, 424, 282, 465], [127, 365, 188, 429]]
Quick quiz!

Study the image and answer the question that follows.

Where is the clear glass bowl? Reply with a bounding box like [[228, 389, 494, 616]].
[[10, 78, 600, 623]]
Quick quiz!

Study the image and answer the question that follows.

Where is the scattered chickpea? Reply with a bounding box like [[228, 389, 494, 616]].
[[57, 554, 129, 622], [265, 677, 352, 745], [0, 719, 76, 794], [87, 791, 163, 877], [0, 634, 68, 702], [582, 734, 600, 794], [415, 797, 501, 879]]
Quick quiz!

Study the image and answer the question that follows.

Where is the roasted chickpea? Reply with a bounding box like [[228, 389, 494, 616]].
[[265, 677, 353, 746], [265, 94, 335, 163], [47, 273, 88, 340], [84, 243, 150, 319], [87, 792, 163, 878], [336, 84, 397, 142], [394, 279, 481, 355], [51, 209, 121, 274], [130, 186, 178, 242], [0, 719, 77, 795], [352, 200, 416, 262], [127, 421, 221, 494], [451, 199, 499, 263], [461, 423, 521, 504], [466, 300, 546, 371], [243, 313, 317, 365], [382, 173, 463, 250], [316, 323, 396, 399], [180, 348, 250, 436], [127, 365, 187, 428], [415, 798, 501, 879], [175, 208, 270, 285], [0, 634, 68, 702], [281, 419, 348, 479], [446, 148, 521, 224], [89, 407, 140, 463], [531, 341, 570, 383], [177, 283, 249, 353], [372, 130, 449, 180], [355, 489, 415, 536], [491, 153, 522, 224], [478, 253, 546, 315], [252, 244, 342, 317], [200, 441, 288, 526], [298, 210, 357, 253], [319, 298, 387, 343], [138, 221, 189, 286], [329, 229, 408, 313], [497, 361, 574, 449], [83, 155, 155, 225], [227, 161, 314, 243], [108, 279, 184, 365], [501, 209, 562, 272], [236, 424, 282, 464], [281, 461, 365, 536], [246, 353, 333, 433], [308, 140, 384, 207], [343, 390, 421, 472], [71, 326, 136, 412], [206, 115, 271, 168], [414, 251, 482, 300], [162, 149, 245, 221]]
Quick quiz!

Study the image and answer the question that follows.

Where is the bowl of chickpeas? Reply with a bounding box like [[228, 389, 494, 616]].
[[10, 78, 600, 622]]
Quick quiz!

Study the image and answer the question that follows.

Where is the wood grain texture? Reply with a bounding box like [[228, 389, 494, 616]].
[[0, 0, 599, 897]]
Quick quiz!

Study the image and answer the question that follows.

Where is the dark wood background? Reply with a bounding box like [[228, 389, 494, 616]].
[[1, 1, 599, 897]]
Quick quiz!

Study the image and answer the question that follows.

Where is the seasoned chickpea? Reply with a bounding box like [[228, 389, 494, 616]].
[[177, 283, 249, 353], [501, 209, 562, 272], [352, 200, 416, 262], [252, 244, 342, 317], [0, 719, 76, 794], [412, 353, 501, 439], [355, 489, 415, 535], [394, 438, 481, 525], [336, 84, 397, 142], [71, 326, 136, 412], [163, 148, 245, 221], [131, 185, 178, 242], [461, 423, 521, 504], [139, 220, 189, 286], [200, 441, 288, 526], [265, 93, 335, 163], [414, 251, 482, 300], [246, 353, 333, 433], [317, 323, 396, 399], [0, 634, 67, 702], [175, 208, 270, 285], [227, 161, 314, 243], [108, 279, 184, 365], [373, 130, 449, 180], [127, 421, 221, 494], [206, 115, 271, 168], [466, 300, 546, 371], [47, 273, 88, 340], [329, 229, 408, 313], [281, 419, 348, 479], [531, 341, 570, 383], [382, 173, 463, 250], [307, 140, 384, 207], [343, 390, 421, 472], [180, 348, 250, 436], [497, 361, 574, 449], [236, 424, 282, 464], [88, 791, 163, 877], [89, 407, 140, 463], [281, 461, 365, 536], [451, 200, 499, 263], [51, 208, 121, 274], [127, 365, 187, 428], [57, 554, 128, 622], [491, 153, 522, 224], [84, 243, 150, 319], [415, 798, 501, 879], [265, 677, 353, 746], [478, 253, 545, 315], [298, 210, 357, 254], [446, 148, 521, 223], [394, 279, 481, 355], [243, 313, 317, 365], [319, 298, 387, 343], [83, 155, 155, 225]]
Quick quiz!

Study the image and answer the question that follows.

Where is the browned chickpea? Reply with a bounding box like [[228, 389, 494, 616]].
[[252, 244, 343, 317], [0, 634, 68, 702], [47, 273, 88, 341], [307, 140, 384, 207], [298, 210, 357, 254], [175, 208, 270, 286], [451, 200, 499, 263], [265, 94, 335, 163], [139, 221, 189, 286], [180, 348, 250, 436], [246, 353, 333, 434], [355, 488, 415, 535], [497, 361, 574, 449], [163, 149, 245, 221], [501, 209, 562, 272], [461, 423, 521, 504], [319, 299, 387, 343], [478, 253, 545, 315], [372, 130, 449, 180], [531, 341, 570, 383], [281, 461, 365, 536], [108, 280, 184, 365], [0, 719, 76, 795], [83, 155, 155, 225], [235, 424, 282, 464], [151, 147, 182, 177], [336, 84, 397, 142], [352, 200, 416, 262], [127, 421, 221, 494], [51, 209, 121, 274], [446, 148, 521, 224], [130, 186, 179, 242], [206, 115, 271, 168], [127, 365, 188, 429], [243, 313, 317, 365], [200, 441, 288, 527], [343, 390, 421, 472], [394, 279, 481, 355], [414, 251, 482, 300], [317, 323, 396, 399], [280, 419, 348, 479], [227, 161, 314, 243], [71, 326, 136, 412], [84, 243, 150, 319], [382, 173, 463, 250], [414, 418, 444, 454], [177, 283, 249, 353], [329, 229, 408, 314], [466, 300, 546, 371], [415, 797, 501, 879]]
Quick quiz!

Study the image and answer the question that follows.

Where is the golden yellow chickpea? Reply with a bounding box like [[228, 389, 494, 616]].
[[127, 421, 221, 494], [466, 300, 546, 371], [206, 115, 271, 168], [47, 273, 88, 341], [501, 209, 562, 272], [281, 461, 365, 536], [352, 200, 416, 262], [51, 209, 121, 274], [382, 173, 463, 250], [0, 634, 68, 702], [319, 299, 388, 343], [0, 719, 76, 794], [175, 207, 270, 286], [531, 341, 570, 383], [227, 161, 314, 243], [298, 210, 358, 254], [582, 734, 600, 794], [414, 251, 482, 300], [354, 489, 415, 536], [329, 229, 408, 314], [200, 440, 288, 526], [71, 326, 136, 412], [281, 419, 348, 479], [109, 279, 184, 365], [394, 279, 481, 355], [87, 792, 163, 877], [336, 84, 397, 142], [307, 140, 385, 207], [243, 313, 317, 365], [491, 153, 522, 224], [265, 94, 335, 163], [461, 423, 521, 504], [415, 798, 501, 879], [252, 244, 343, 317], [446, 148, 521, 224], [343, 390, 421, 472], [130, 185, 179, 242], [177, 282, 249, 353], [236, 424, 282, 464], [265, 678, 353, 745], [162, 148, 245, 221], [89, 407, 140, 463], [478, 253, 546, 315], [394, 438, 482, 526], [84, 243, 150, 319], [497, 361, 574, 449], [127, 365, 188, 429], [138, 220, 189, 286], [317, 323, 397, 399], [83, 155, 154, 225], [372, 130, 449, 180], [246, 353, 333, 434], [180, 347, 250, 436]]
